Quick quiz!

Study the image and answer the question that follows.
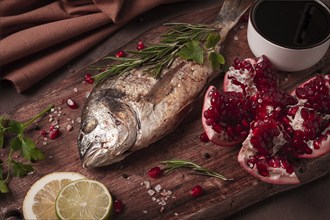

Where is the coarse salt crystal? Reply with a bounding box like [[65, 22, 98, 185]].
[[142, 210, 148, 214], [155, 184, 162, 192], [143, 181, 151, 189], [73, 87, 78, 93], [234, 35, 239, 40], [160, 207, 164, 213], [66, 124, 73, 131], [174, 213, 178, 216], [148, 189, 155, 196]]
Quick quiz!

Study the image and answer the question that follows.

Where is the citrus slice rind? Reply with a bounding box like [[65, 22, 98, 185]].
[[23, 172, 86, 220], [55, 179, 112, 220]]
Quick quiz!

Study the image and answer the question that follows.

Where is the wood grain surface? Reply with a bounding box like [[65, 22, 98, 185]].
[[1, 2, 329, 220]]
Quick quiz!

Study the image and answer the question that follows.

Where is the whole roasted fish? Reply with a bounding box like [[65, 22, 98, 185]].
[[78, 0, 253, 168]]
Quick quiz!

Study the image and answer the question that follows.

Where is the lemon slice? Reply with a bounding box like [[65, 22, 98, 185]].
[[55, 179, 112, 220], [23, 172, 86, 220]]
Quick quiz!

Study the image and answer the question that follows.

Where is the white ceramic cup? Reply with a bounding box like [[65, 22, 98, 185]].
[[247, 0, 330, 72]]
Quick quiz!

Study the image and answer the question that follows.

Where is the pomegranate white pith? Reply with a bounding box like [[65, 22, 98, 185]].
[[202, 55, 330, 184]]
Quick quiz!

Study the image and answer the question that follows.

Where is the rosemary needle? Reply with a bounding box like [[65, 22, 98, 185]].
[[92, 23, 224, 83], [161, 159, 233, 181]]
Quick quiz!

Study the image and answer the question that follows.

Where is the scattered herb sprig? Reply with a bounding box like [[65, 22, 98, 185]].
[[92, 23, 225, 83], [161, 159, 233, 181], [0, 104, 53, 193]]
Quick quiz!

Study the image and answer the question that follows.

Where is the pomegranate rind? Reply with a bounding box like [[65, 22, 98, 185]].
[[202, 86, 244, 147], [237, 145, 300, 184], [290, 74, 330, 158]]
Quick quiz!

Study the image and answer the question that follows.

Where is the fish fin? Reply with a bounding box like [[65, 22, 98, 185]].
[[145, 62, 185, 105]]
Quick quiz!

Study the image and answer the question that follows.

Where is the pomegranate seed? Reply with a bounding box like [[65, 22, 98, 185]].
[[114, 199, 123, 213], [200, 132, 209, 142], [84, 74, 94, 84], [137, 41, 145, 50], [190, 185, 203, 197], [147, 166, 162, 178], [66, 98, 78, 109], [49, 128, 60, 139], [41, 130, 48, 137], [116, 50, 125, 58]]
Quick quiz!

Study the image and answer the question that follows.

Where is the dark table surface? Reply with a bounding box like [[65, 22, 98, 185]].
[[1, 0, 329, 219]]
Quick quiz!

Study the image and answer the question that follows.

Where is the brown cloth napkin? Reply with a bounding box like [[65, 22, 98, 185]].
[[0, 0, 186, 93]]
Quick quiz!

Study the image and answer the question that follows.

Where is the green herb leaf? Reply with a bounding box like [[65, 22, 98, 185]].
[[205, 32, 221, 49], [209, 52, 225, 69], [10, 136, 21, 151], [8, 120, 24, 134], [12, 161, 33, 177], [0, 179, 9, 193], [92, 23, 222, 83], [0, 118, 4, 148], [21, 136, 44, 161], [178, 40, 204, 64]]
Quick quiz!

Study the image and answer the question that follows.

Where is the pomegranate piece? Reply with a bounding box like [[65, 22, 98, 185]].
[[114, 199, 123, 213], [66, 98, 78, 109], [205, 55, 329, 184], [224, 55, 277, 95], [199, 132, 209, 142], [190, 185, 203, 197], [49, 128, 60, 139], [116, 50, 125, 58], [137, 41, 145, 50], [84, 73, 94, 84], [147, 166, 162, 178], [238, 119, 300, 184], [292, 74, 330, 114], [202, 86, 252, 146]]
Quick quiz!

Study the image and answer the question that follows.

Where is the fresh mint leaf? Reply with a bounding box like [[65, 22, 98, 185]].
[[0, 179, 9, 193], [178, 40, 204, 64], [209, 52, 225, 69], [12, 161, 33, 177], [205, 32, 221, 49]]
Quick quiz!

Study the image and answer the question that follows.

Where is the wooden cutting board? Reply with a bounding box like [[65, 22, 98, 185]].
[[1, 3, 329, 220]]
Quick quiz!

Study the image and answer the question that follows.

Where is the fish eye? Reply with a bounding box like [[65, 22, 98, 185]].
[[82, 117, 98, 134]]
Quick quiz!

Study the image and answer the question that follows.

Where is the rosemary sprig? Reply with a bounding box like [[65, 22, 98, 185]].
[[161, 159, 233, 181], [92, 23, 224, 83]]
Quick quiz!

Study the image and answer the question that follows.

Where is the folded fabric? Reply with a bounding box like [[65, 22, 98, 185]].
[[0, 0, 185, 93]]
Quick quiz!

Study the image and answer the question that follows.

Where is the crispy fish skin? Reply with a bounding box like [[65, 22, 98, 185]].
[[78, 58, 214, 168], [78, 0, 253, 168]]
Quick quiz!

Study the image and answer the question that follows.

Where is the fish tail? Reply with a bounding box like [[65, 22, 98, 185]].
[[214, 0, 254, 45]]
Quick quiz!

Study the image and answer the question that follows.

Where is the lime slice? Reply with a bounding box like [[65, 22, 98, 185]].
[[23, 172, 86, 220], [55, 179, 112, 220]]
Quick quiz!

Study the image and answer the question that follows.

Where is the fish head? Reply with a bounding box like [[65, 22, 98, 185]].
[[78, 95, 138, 168]]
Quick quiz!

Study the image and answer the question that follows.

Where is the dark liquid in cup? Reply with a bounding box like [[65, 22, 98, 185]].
[[251, 0, 330, 49]]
